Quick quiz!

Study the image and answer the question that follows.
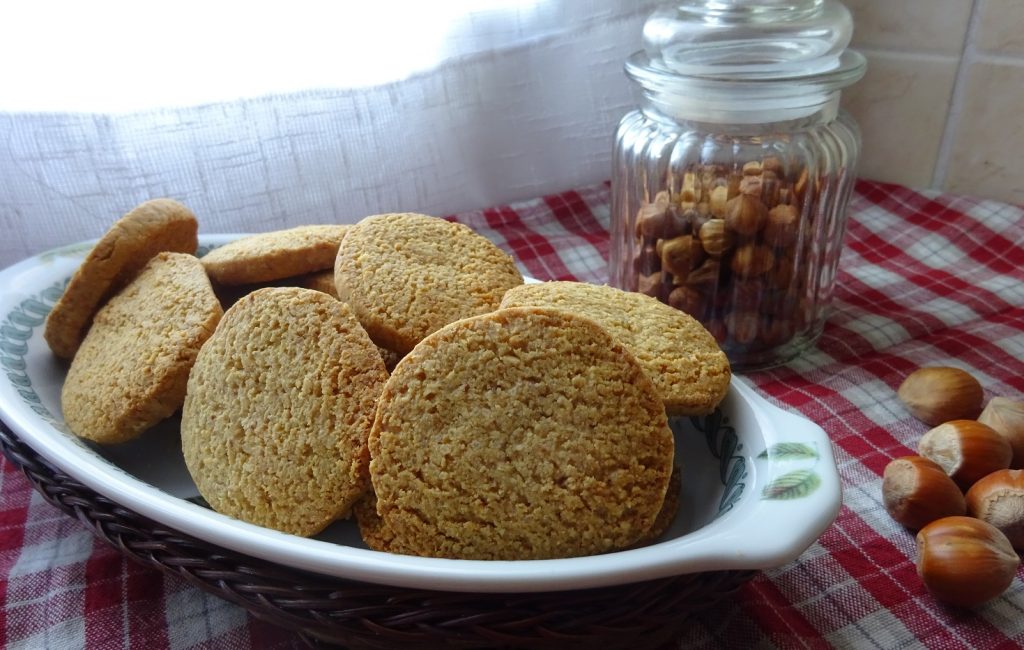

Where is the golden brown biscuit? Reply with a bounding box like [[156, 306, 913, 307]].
[[501, 281, 731, 415], [334, 213, 523, 355], [61, 252, 222, 444], [180, 287, 387, 537], [200, 225, 348, 286], [369, 307, 674, 560], [44, 199, 199, 359]]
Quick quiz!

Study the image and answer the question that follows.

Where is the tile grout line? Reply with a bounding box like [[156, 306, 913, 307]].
[[968, 49, 1024, 65], [931, 0, 983, 190]]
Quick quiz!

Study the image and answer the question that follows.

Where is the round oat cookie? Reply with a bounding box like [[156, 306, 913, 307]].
[[44, 198, 199, 360], [369, 307, 675, 560], [501, 281, 731, 416], [61, 252, 222, 444], [181, 287, 387, 537], [334, 213, 523, 355], [200, 225, 348, 286]]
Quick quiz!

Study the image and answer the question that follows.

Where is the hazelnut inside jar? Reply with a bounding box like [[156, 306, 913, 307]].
[[608, 0, 865, 370]]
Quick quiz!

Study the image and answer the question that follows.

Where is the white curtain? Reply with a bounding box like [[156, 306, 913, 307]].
[[0, 0, 658, 269]]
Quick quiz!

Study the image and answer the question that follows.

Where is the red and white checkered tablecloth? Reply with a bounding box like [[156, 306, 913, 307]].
[[3, 179, 1024, 649]]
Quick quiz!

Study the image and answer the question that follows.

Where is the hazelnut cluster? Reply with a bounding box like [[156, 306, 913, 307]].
[[882, 367, 1024, 607], [630, 158, 816, 360]]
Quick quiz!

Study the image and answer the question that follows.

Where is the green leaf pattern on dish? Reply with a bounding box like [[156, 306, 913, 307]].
[[761, 469, 822, 500], [758, 442, 818, 460], [758, 438, 823, 500], [0, 281, 66, 431]]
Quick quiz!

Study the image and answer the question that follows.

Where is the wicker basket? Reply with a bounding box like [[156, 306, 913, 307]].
[[0, 421, 754, 649]]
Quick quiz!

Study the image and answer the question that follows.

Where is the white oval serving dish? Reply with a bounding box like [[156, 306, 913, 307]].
[[0, 235, 841, 593]]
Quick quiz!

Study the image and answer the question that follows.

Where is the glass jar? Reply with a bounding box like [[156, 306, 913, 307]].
[[609, 0, 866, 370]]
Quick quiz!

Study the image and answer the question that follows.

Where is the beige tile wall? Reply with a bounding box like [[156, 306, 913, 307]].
[[840, 0, 1024, 205]]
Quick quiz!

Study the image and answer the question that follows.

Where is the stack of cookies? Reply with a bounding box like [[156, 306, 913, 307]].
[[50, 201, 731, 560]]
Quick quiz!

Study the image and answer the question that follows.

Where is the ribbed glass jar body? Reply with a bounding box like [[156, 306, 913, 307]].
[[609, 96, 860, 369]]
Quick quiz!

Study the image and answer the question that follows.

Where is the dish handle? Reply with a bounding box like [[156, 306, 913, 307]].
[[663, 382, 842, 573]]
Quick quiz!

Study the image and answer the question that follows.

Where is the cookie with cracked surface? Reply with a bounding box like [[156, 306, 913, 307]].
[[501, 281, 731, 415], [61, 252, 222, 444], [180, 287, 387, 537], [44, 198, 199, 360], [200, 225, 348, 286], [369, 307, 674, 560], [334, 213, 523, 355]]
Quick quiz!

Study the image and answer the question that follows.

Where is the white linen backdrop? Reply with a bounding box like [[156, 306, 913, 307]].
[[0, 0, 659, 269]]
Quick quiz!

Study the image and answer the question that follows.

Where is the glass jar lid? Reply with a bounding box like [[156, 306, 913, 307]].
[[626, 0, 866, 122]]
